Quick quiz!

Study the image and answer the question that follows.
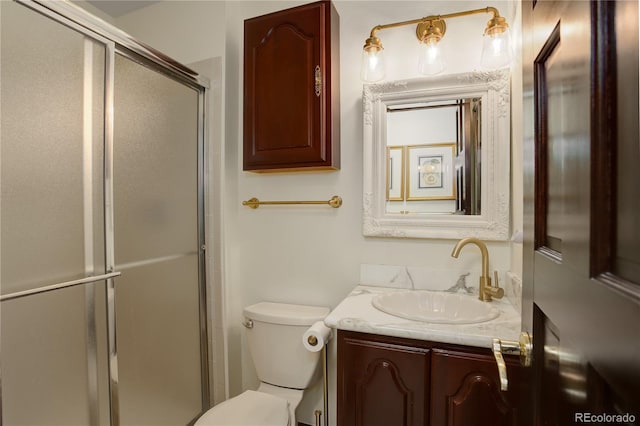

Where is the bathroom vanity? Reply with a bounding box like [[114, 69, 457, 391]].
[[326, 286, 523, 426], [337, 331, 524, 426]]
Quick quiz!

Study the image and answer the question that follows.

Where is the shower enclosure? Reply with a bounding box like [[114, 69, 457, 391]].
[[1, 1, 210, 424]]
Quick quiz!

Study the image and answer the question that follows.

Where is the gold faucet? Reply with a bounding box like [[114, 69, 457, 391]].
[[451, 237, 504, 302]]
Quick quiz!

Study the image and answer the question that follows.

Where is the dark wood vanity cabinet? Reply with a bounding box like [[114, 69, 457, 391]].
[[337, 330, 523, 426], [337, 331, 431, 425], [430, 348, 524, 426], [243, 0, 340, 172]]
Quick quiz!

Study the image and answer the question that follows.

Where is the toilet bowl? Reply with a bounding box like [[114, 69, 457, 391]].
[[195, 302, 329, 426], [194, 389, 290, 426]]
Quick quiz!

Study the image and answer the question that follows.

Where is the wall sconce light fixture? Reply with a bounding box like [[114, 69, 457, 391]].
[[361, 6, 512, 82]]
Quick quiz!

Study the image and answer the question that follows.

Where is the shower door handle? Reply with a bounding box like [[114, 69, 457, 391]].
[[0, 271, 122, 302]]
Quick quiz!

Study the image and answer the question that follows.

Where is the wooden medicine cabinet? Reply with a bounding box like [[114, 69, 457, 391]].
[[243, 0, 340, 172]]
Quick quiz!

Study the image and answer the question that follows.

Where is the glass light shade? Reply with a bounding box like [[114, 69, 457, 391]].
[[417, 38, 445, 75], [361, 47, 385, 82], [480, 27, 512, 69]]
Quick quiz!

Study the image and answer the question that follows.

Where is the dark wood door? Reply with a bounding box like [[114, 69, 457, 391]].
[[522, 0, 640, 424], [337, 331, 430, 426], [430, 349, 523, 426], [243, 0, 339, 172]]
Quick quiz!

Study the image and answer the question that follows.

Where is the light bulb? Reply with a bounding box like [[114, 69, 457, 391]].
[[480, 25, 512, 69], [417, 37, 444, 75], [361, 47, 385, 82]]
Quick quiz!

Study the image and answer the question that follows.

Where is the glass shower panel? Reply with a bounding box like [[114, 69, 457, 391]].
[[113, 55, 198, 264], [1, 283, 109, 425], [115, 256, 202, 425], [1, 2, 109, 424], [113, 53, 203, 425], [0, 0, 106, 295]]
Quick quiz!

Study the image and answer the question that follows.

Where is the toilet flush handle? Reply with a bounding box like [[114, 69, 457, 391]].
[[242, 319, 253, 329]]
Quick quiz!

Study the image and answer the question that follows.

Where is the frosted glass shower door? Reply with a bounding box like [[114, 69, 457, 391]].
[[112, 53, 205, 425], [1, 1, 110, 425]]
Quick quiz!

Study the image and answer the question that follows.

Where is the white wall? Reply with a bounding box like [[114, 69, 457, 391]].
[[72, 0, 117, 24], [115, 0, 226, 65], [112, 1, 522, 425]]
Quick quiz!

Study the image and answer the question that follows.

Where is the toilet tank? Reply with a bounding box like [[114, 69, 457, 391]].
[[243, 302, 330, 390]]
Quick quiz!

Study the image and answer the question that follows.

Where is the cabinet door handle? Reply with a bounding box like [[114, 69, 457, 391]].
[[491, 331, 532, 391], [315, 65, 322, 97]]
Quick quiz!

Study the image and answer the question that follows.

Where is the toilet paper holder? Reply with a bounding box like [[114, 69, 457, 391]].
[[303, 322, 331, 426]]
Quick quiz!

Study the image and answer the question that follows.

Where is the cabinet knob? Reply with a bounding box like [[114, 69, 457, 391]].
[[491, 331, 532, 391]]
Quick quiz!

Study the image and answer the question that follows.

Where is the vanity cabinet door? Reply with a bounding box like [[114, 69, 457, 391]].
[[337, 331, 431, 426], [243, 0, 340, 172], [430, 349, 523, 426]]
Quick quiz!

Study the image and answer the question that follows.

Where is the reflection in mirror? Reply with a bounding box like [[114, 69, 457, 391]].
[[362, 70, 510, 240], [385, 99, 481, 215]]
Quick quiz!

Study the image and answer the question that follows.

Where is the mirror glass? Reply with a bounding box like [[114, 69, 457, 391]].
[[362, 71, 510, 240], [385, 98, 481, 215]]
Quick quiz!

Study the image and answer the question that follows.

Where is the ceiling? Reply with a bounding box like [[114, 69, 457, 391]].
[[86, 1, 160, 18]]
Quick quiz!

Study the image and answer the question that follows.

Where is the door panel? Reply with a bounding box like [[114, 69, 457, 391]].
[[115, 256, 202, 425], [113, 54, 199, 265], [613, 0, 640, 283], [337, 331, 430, 426], [1, 284, 109, 425], [244, 3, 321, 164], [430, 350, 522, 426], [523, 0, 640, 423], [0, 2, 109, 424], [533, 1, 591, 264], [0, 0, 106, 294], [112, 53, 204, 425]]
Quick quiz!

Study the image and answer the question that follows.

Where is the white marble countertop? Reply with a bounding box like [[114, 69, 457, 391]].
[[324, 285, 521, 349]]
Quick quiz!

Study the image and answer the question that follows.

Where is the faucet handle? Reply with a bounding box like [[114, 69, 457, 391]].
[[485, 286, 504, 299], [485, 270, 504, 299]]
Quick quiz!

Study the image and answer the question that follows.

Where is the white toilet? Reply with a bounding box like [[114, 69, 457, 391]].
[[195, 302, 330, 426]]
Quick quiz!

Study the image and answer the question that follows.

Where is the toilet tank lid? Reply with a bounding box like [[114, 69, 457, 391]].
[[244, 302, 330, 326]]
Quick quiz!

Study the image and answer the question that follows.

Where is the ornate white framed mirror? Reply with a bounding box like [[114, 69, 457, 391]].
[[362, 70, 510, 240]]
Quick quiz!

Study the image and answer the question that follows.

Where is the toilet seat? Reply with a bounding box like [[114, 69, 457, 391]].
[[194, 390, 290, 426]]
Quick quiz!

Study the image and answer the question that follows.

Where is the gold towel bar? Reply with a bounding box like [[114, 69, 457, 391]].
[[242, 195, 342, 209]]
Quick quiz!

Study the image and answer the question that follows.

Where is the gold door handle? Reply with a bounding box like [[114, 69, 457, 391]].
[[491, 331, 532, 391]]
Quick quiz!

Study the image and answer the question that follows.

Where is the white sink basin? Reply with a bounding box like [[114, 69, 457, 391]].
[[372, 290, 500, 324]]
